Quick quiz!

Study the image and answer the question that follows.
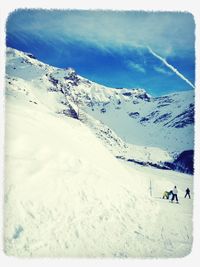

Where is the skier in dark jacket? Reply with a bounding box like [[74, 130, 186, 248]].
[[184, 188, 191, 199]]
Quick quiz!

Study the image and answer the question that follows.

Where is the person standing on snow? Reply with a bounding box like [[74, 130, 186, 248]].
[[184, 188, 191, 199], [171, 186, 179, 203]]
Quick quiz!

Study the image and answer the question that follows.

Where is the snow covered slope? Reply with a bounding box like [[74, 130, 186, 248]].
[[4, 47, 193, 257], [4, 76, 159, 257], [5, 47, 194, 171]]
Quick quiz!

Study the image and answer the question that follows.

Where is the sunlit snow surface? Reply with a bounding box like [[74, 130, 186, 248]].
[[4, 48, 193, 257]]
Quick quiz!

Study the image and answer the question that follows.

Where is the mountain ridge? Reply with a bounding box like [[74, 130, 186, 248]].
[[6, 47, 194, 173]]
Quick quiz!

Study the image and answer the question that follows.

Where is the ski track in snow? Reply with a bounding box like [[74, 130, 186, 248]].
[[123, 162, 193, 257]]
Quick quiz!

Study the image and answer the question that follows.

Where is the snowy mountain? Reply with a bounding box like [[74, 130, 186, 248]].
[[6, 47, 194, 173], [4, 47, 193, 257]]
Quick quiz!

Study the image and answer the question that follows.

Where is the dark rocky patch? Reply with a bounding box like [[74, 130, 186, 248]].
[[140, 110, 159, 124], [21, 58, 32, 65], [116, 156, 126, 160], [164, 104, 194, 128], [49, 75, 59, 86], [62, 105, 79, 119], [164, 150, 194, 174], [122, 92, 132, 97], [154, 95, 174, 105], [157, 104, 170, 108], [154, 113, 172, 123], [29, 100, 37, 105], [127, 158, 147, 166], [135, 92, 150, 102], [101, 108, 106, 113], [129, 112, 140, 118], [27, 53, 37, 59], [48, 87, 60, 92], [140, 117, 149, 124], [126, 158, 170, 170], [148, 110, 159, 118]]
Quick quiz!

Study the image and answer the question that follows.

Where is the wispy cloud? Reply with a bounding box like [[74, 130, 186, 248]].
[[154, 66, 172, 76], [6, 10, 195, 94], [148, 47, 195, 89], [7, 10, 195, 56], [126, 61, 146, 73]]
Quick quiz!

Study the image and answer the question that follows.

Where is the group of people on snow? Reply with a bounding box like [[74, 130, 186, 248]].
[[162, 186, 191, 203]]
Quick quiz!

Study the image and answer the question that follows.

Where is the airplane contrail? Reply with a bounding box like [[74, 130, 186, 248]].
[[148, 46, 195, 89]]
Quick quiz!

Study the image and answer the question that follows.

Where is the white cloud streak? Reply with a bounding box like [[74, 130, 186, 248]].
[[148, 47, 195, 89], [126, 61, 146, 73], [154, 66, 172, 76], [7, 10, 195, 57]]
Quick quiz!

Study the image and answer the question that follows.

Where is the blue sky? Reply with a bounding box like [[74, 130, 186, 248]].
[[6, 10, 195, 96]]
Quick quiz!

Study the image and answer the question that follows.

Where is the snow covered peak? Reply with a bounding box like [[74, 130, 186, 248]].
[[5, 47, 194, 161], [7, 47, 43, 67]]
